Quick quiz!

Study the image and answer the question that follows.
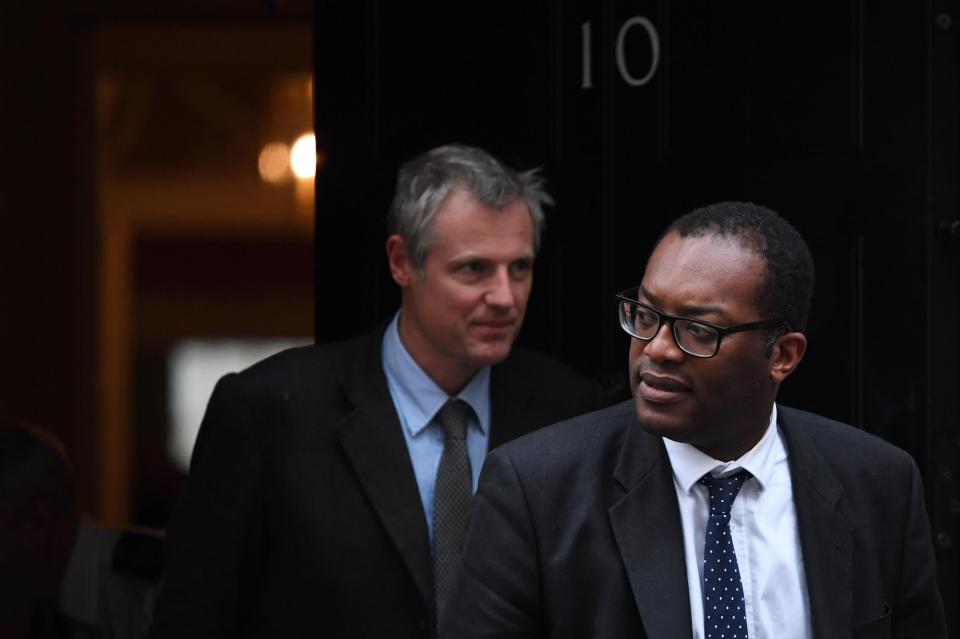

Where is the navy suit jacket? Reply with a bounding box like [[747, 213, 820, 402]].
[[148, 328, 604, 639], [448, 400, 947, 639]]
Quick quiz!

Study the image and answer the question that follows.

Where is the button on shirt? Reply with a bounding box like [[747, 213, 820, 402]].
[[381, 312, 491, 543], [662, 405, 813, 639]]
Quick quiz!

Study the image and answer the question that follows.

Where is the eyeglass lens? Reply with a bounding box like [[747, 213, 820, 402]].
[[620, 301, 719, 357]]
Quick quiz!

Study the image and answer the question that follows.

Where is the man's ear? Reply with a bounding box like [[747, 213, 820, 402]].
[[386, 235, 414, 287], [769, 332, 807, 384]]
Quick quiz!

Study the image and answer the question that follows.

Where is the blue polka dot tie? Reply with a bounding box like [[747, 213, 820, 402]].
[[700, 470, 751, 639]]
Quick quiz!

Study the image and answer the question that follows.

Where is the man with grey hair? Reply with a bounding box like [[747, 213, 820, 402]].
[[150, 144, 604, 639]]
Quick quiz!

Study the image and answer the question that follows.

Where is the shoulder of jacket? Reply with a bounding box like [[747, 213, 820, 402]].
[[224, 332, 377, 396], [497, 346, 596, 389], [495, 400, 635, 462], [778, 404, 914, 467]]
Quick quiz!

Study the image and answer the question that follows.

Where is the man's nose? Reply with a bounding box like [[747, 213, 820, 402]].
[[643, 322, 685, 362], [484, 268, 515, 308]]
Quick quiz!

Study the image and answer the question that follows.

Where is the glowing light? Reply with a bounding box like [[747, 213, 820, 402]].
[[290, 133, 316, 180], [258, 142, 291, 184]]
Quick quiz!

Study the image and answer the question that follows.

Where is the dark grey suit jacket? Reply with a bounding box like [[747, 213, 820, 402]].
[[449, 400, 947, 639], [148, 328, 604, 639]]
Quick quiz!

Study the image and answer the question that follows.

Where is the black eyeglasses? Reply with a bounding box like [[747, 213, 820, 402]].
[[615, 289, 790, 358]]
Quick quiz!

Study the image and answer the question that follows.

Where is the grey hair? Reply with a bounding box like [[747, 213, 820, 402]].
[[387, 144, 552, 267]]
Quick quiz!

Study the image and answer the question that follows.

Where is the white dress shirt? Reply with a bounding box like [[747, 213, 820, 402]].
[[662, 405, 813, 639]]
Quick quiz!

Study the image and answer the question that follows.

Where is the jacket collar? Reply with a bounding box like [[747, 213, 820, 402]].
[[777, 406, 853, 638], [336, 328, 435, 608], [609, 407, 693, 639], [608, 403, 854, 639], [335, 327, 536, 611]]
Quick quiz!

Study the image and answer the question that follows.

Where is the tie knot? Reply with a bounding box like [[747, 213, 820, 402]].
[[436, 399, 472, 440], [699, 469, 751, 516]]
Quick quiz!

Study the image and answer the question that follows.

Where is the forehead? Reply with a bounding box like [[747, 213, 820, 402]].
[[642, 231, 765, 316], [428, 189, 534, 256]]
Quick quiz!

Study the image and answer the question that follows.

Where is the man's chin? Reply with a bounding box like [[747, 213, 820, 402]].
[[467, 340, 514, 367], [633, 395, 694, 442]]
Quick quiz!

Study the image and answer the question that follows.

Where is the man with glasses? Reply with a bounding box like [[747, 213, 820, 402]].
[[149, 145, 604, 639], [448, 202, 946, 638]]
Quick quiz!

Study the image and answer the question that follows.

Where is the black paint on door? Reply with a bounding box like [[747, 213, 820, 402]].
[[315, 2, 960, 626]]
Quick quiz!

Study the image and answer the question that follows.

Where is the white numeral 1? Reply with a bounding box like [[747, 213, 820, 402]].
[[581, 21, 593, 89]]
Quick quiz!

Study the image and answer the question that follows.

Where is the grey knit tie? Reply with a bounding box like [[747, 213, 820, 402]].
[[433, 398, 474, 635]]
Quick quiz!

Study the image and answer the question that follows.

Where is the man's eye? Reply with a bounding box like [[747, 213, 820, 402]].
[[509, 260, 532, 278], [682, 322, 715, 341], [635, 309, 658, 327], [460, 262, 486, 275]]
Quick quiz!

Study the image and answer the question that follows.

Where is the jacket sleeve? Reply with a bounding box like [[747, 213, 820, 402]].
[[444, 448, 543, 639], [148, 373, 267, 639], [891, 459, 947, 638]]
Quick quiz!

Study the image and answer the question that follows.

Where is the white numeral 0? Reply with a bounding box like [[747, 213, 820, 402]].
[[616, 16, 660, 87]]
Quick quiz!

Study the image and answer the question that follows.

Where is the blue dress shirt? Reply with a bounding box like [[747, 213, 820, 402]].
[[381, 312, 492, 543]]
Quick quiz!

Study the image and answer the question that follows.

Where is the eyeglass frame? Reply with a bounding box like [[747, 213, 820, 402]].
[[615, 289, 792, 359]]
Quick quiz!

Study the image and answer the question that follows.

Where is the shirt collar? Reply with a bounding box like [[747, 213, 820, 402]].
[[662, 404, 782, 495], [58, 518, 112, 625], [381, 311, 490, 437]]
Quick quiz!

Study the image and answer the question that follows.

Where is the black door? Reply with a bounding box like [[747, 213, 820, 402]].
[[314, 1, 960, 628]]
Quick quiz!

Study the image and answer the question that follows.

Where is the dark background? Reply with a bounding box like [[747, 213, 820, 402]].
[[314, 0, 960, 630]]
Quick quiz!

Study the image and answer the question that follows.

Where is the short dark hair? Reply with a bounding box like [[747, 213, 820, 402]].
[[662, 201, 815, 336], [0, 418, 77, 518]]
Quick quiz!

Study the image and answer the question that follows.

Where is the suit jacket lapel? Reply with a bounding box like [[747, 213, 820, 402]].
[[608, 414, 692, 639], [336, 330, 434, 610], [488, 357, 534, 449], [778, 407, 853, 639]]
